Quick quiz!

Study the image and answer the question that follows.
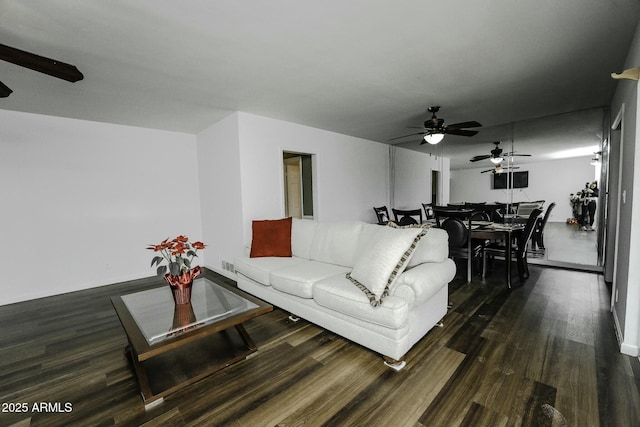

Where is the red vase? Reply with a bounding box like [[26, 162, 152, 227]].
[[172, 302, 196, 328], [164, 266, 202, 304]]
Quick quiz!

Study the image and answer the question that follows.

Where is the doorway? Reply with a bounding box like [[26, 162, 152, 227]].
[[283, 152, 314, 219]]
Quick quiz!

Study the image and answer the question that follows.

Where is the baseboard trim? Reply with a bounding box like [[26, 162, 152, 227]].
[[621, 343, 640, 357], [612, 306, 640, 356]]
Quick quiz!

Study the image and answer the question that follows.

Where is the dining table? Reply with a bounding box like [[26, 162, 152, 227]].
[[423, 217, 524, 287], [470, 220, 524, 288]]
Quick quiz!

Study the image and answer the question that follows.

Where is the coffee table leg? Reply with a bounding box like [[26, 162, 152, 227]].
[[125, 345, 156, 405], [124, 326, 259, 407], [235, 324, 257, 351]]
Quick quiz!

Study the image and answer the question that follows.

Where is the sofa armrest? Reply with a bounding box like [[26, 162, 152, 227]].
[[391, 259, 456, 306]]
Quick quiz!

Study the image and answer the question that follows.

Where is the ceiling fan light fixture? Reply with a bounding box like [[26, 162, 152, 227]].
[[424, 132, 444, 145], [490, 156, 503, 164]]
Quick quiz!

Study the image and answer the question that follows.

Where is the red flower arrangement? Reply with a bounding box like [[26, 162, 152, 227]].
[[147, 235, 206, 277]]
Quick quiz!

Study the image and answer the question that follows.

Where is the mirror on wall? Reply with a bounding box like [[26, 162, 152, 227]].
[[448, 108, 605, 269]]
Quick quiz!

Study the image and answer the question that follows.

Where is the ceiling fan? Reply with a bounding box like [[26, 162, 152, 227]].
[[0, 43, 84, 98], [481, 165, 520, 174], [389, 106, 482, 145], [470, 141, 531, 164]]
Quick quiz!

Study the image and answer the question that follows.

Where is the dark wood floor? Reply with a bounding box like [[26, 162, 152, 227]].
[[1, 266, 639, 427]]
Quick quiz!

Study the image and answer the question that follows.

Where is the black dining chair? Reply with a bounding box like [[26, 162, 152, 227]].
[[392, 208, 423, 225], [484, 208, 543, 285], [532, 202, 556, 251], [470, 211, 491, 222], [440, 216, 485, 283], [432, 206, 474, 228], [373, 206, 390, 225]]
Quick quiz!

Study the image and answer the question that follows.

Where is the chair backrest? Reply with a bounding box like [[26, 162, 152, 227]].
[[540, 202, 556, 228], [518, 208, 543, 254], [441, 217, 469, 248], [517, 201, 545, 217], [432, 206, 474, 227], [421, 203, 434, 220], [470, 211, 491, 221], [392, 208, 423, 225], [373, 206, 390, 224]]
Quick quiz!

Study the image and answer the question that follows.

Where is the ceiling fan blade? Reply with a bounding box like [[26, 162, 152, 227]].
[[503, 152, 532, 157], [481, 166, 520, 174], [388, 131, 426, 141], [0, 43, 84, 82], [446, 121, 482, 129], [0, 80, 12, 97], [445, 129, 479, 137], [470, 155, 491, 162]]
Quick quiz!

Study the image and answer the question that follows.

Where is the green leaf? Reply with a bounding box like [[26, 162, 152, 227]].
[[150, 256, 163, 267], [169, 262, 180, 276], [156, 265, 167, 276], [187, 250, 197, 258], [184, 258, 192, 268]]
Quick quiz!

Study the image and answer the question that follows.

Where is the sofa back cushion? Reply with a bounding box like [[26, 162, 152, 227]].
[[309, 221, 364, 267], [408, 227, 449, 266], [291, 218, 317, 259]]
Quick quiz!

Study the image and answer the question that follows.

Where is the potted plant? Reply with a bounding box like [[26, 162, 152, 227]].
[[147, 235, 206, 304]]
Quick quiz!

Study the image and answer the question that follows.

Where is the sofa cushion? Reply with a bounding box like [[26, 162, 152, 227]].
[[250, 217, 292, 258], [270, 261, 350, 299], [387, 222, 449, 266], [348, 226, 424, 305], [309, 221, 364, 267], [313, 275, 409, 329], [234, 256, 306, 286], [291, 218, 317, 260]]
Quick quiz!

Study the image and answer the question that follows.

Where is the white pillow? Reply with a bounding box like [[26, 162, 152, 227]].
[[347, 226, 425, 306], [386, 222, 448, 266]]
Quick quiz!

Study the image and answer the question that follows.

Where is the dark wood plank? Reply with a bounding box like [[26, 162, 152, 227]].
[[0, 267, 639, 426]]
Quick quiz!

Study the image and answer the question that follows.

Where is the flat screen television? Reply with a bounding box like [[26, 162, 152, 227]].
[[493, 171, 529, 189]]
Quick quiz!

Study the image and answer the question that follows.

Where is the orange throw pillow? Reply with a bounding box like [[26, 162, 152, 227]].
[[250, 217, 293, 257]]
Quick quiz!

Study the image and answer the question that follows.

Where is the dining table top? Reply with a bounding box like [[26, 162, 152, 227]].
[[423, 219, 524, 232]]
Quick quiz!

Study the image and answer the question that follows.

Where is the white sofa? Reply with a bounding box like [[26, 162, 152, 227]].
[[234, 218, 456, 369]]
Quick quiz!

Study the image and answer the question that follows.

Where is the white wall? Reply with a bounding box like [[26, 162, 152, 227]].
[[237, 113, 391, 242], [392, 148, 451, 210], [1, 109, 423, 305], [0, 110, 202, 305], [451, 156, 596, 221], [196, 112, 392, 271], [610, 18, 640, 356], [197, 113, 244, 277]]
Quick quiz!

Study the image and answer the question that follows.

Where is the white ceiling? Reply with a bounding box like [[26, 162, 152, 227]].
[[2, 1, 639, 168]]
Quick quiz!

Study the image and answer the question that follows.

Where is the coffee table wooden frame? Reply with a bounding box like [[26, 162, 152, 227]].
[[111, 279, 272, 407]]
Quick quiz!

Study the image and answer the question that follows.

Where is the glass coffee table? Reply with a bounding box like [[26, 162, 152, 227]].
[[111, 276, 272, 407]]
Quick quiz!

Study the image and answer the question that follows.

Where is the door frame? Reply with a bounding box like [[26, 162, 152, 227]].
[[610, 103, 625, 311]]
